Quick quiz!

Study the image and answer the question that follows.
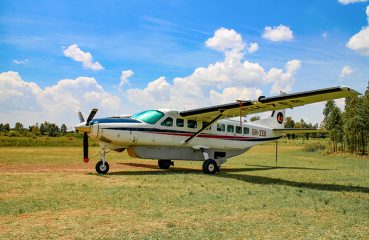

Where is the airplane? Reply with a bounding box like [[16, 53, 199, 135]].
[[75, 86, 359, 175]]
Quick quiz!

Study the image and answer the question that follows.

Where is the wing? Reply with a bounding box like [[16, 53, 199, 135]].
[[178, 86, 359, 121]]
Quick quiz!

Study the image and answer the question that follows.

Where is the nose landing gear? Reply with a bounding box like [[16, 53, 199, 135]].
[[95, 146, 109, 174]]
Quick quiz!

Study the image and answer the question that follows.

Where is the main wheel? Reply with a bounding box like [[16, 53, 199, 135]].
[[202, 159, 218, 174], [158, 159, 172, 169], [96, 160, 110, 174]]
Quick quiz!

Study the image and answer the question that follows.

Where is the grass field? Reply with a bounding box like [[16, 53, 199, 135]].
[[1, 143, 369, 239]]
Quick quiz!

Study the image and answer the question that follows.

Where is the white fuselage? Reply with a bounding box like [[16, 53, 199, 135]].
[[85, 109, 283, 162]]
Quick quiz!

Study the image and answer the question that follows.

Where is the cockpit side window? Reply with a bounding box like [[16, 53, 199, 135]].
[[161, 117, 173, 127]]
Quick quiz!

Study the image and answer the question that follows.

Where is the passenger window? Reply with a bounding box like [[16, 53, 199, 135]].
[[217, 123, 225, 132], [227, 125, 234, 133], [236, 126, 242, 134], [202, 122, 211, 130], [243, 127, 250, 135], [161, 117, 173, 127], [176, 118, 184, 127], [187, 120, 197, 128]]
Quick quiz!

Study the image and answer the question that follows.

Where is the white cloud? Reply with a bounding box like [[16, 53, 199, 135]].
[[340, 65, 353, 78], [125, 28, 301, 110], [338, 0, 367, 4], [266, 59, 301, 94], [13, 59, 29, 65], [262, 25, 294, 42], [209, 87, 263, 105], [0, 71, 120, 127], [205, 27, 245, 52], [247, 42, 259, 53], [335, 98, 346, 110], [346, 6, 369, 55], [0, 71, 41, 112], [119, 70, 134, 89], [127, 77, 170, 107], [63, 44, 104, 71]]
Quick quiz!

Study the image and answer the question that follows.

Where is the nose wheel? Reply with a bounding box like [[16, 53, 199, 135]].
[[95, 146, 109, 174], [96, 160, 110, 174]]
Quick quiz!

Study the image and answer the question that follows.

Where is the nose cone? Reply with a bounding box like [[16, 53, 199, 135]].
[[75, 122, 91, 133]]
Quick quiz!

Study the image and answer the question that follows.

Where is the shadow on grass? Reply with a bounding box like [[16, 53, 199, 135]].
[[217, 172, 369, 193], [107, 162, 369, 194], [245, 164, 332, 171], [117, 162, 293, 174]]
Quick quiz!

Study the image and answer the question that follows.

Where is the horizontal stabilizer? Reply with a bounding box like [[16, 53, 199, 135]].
[[273, 128, 327, 134]]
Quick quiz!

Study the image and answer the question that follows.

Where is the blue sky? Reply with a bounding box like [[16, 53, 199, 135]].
[[1, 0, 369, 128]]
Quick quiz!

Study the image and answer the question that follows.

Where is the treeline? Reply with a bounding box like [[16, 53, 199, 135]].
[[284, 117, 320, 140], [323, 83, 369, 155], [0, 121, 69, 137]]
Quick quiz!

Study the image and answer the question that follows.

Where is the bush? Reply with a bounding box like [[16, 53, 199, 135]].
[[303, 142, 326, 152], [8, 131, 20, 137]]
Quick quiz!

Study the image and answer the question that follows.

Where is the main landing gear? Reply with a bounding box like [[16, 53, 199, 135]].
[[96, 146, 109, 174], [202, 159, 219, 174], [201, 148, 220, 175], [158, 159, 174, 169]]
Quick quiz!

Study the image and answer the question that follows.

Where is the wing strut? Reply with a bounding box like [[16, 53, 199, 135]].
[[183, 111, 224, 144]]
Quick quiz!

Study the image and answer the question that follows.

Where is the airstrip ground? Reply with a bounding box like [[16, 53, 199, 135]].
[[1, 142, 368, 239]]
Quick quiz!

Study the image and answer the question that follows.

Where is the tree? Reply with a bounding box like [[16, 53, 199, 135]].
[[3, 123, 10, 132], [48, 123, 59, 137], [323, 100, 343, 152], [322, 100, 335, 127], [14, 122, 24, 132], [39, 121, 59, 136], [285, 117, 295, 139], [29, 123, 41, 136], [60, 124, 67, 134]]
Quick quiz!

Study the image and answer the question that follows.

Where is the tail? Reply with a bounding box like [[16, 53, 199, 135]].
[[250, 109, 286, 129]]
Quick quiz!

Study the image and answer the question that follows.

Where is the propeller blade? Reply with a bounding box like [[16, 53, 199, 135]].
[[83, 132, 89, 163], [78, 111, 85, 123], [86, 108, 98, 125]]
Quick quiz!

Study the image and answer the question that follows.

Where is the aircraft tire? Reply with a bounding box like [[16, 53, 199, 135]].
[[158, 159, 171, 169], [96, 160, 110, 174], [202, 159, 218, 174]]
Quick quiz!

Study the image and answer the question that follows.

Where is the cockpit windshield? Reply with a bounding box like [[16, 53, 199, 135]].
[[131, 110, 165, 124]]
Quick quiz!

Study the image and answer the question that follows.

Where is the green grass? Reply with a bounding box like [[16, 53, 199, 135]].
[[0, 143, 368, 239], [0, 134, 98, 147]]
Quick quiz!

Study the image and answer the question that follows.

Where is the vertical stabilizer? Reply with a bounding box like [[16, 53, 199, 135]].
[[250, 109, 286, 129]]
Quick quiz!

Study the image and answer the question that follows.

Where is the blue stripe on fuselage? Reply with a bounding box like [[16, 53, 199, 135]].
[[90, 118, 141, 124]]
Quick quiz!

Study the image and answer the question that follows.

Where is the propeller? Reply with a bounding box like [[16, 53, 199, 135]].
[[76, 109, 98, 163]]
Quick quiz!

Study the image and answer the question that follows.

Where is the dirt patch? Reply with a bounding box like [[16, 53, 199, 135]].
[[0, 161, 171, 174]]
